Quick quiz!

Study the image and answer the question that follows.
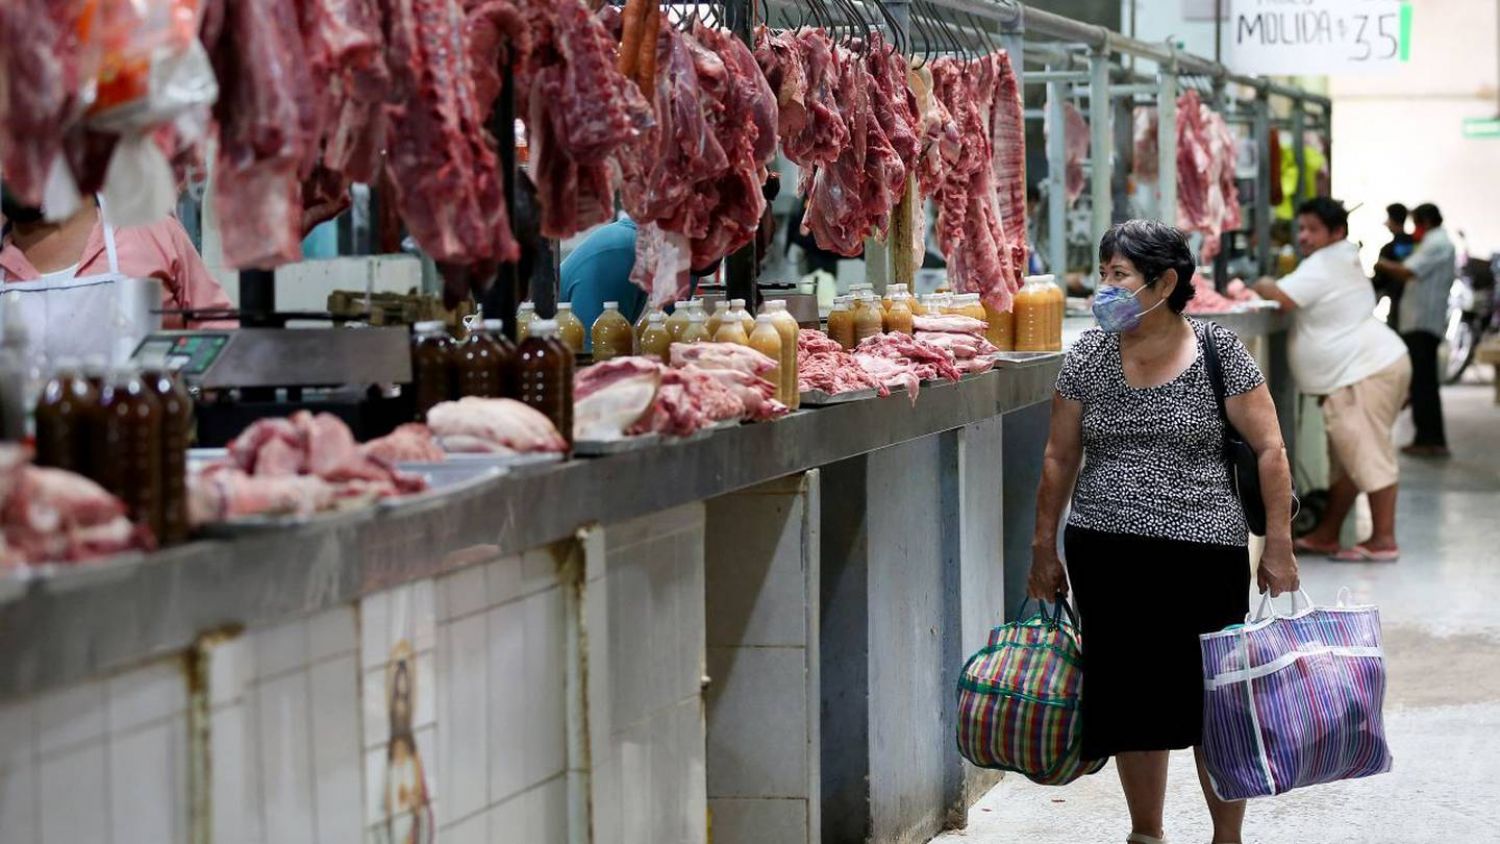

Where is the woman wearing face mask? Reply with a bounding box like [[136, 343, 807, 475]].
[[1027, 221, 1298, 844]]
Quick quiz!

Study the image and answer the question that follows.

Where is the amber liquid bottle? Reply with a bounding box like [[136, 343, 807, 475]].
[[453, 319, 504, 398], [412, 320, 455, 420], [142, 368, 193, 545], [591, 301, 635, 361], [516, 319, 574, 447], [34, 362, 101, 477], [96, 367, 164, 541], [483, 318, 518, 398]]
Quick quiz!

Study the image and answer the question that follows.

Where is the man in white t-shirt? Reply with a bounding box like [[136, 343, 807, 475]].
[[1255, 197, 1411, 563]]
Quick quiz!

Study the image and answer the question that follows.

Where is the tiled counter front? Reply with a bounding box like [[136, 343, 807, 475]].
[[0, 508, 712, 844]]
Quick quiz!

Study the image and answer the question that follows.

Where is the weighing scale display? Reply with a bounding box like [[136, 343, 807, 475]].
[[139, 333, 231, 375]]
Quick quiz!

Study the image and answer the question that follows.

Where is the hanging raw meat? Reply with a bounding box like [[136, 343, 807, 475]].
[[0, 0, 97, 208], [1061, 102, 1089, 207], [988, 51, 1028, 290]]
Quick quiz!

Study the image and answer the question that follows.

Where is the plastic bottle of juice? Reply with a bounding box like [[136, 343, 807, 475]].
[[639, 311, 673, 362], [666, 301, 693, 341], [959, 293, 987, 323], [714, 308, 750, 345], [885, 293, 915, 336], [706, 300, 729, 339], [748, 314, 784, 401], [853, 294, 883, 344], [827, 296, 856, 350], [141, 368, 193, 545], [482, 319, 518, 397], [681, 310, 711, 343], [1050, 282, 1067, 351], [984, 301, 1017, 352], [554, 303, 585, 353], [34, 360, 101, 477], [515, 319, 574, 447], [763, 300, 801, 409], [516, 301, 537, 342], [453, 317, 505, 398], [1013, 280, 1045, 352], [908, 291, 927, 316], [95, 366, 164, 540], [412, 320, 455, 420], [591, 301, 634, 361], [729, 298, 755, 335]]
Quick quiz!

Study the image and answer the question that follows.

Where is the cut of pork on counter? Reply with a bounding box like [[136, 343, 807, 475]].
[[0, 445, 156, 569], [573, 348, 785, 441], [425, 397, 570, 455]]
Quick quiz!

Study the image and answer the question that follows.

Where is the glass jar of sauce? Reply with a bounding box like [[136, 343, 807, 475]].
[[411, 320, 455, 421], [35, 361, 100, 477], [591, 301, 634, 361], [142, 368, 193, 545], [516, 319, 574, 447], [96, 367, 164, 541]]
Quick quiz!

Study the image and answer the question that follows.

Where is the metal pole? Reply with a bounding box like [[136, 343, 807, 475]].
[[1088, 46, 1113, 251], [888, 0, 914, 294], [1253, 90, 1273, 277], [725, 0, 758, 307], [1292, 102, 1308, 208], [1046, 72, 1068, 277], [1157, 65, 1179, 227]]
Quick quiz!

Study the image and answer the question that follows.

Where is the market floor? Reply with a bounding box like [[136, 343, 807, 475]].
[[934, 383, 1500, 844]]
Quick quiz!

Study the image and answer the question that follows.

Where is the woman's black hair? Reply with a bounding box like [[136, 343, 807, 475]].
[[1098, 220, 1196, 314]]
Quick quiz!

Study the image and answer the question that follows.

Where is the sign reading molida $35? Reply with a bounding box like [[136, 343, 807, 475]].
[[1227, 0, 1412, 76]]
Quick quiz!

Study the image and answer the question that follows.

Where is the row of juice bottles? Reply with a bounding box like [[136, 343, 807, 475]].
[[822, 280, 1063, 354]]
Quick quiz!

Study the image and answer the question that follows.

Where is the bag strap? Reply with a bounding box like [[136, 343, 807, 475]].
[[1200, 319, 1231, 425]]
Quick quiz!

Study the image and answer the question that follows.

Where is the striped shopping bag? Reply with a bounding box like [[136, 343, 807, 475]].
[[1200, 590, 1393, 800], [956, 598, 1105, 786]]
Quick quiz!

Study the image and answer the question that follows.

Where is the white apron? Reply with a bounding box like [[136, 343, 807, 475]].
[[0, 200, 135, 365]]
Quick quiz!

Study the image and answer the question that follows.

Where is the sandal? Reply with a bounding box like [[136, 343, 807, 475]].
[[1127, 836, 1167, 844], [1331, 545, 1400, 563], [1293, 537, 1339, 556]]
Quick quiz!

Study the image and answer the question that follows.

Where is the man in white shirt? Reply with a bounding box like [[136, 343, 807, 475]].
[[1375, 203, 1454, 457], [1255, 198, 1412, 562]]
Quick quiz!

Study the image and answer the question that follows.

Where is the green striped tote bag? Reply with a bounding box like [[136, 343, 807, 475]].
[[956, 598, 1104, 786]]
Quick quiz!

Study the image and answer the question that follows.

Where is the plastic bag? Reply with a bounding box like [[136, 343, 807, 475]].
[[87, 0, 217, 132]]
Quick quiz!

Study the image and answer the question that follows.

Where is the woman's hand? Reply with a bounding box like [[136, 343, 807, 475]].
[[1028, 541, 1069, 600], [1258, 536, 1300, 596]]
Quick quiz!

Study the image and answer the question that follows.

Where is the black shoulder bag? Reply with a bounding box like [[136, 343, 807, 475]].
[[1200, 321, 1270, 536]]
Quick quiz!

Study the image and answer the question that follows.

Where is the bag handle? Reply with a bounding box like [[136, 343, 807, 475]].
[[1200, 320, 1231, 427], [1014, 592, 1078, 629], [1249, 588, 1313, 622]]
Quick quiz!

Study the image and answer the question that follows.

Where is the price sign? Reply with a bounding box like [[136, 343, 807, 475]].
[[1226, 0, 1412, 75]]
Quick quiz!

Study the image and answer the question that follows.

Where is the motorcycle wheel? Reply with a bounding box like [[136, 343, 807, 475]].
[[1445, 317, 1478, 384], [1293, 488, 1329, 538]]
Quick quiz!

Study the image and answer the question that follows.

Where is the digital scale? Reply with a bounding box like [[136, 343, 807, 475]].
[[132, 327, 415, 446]]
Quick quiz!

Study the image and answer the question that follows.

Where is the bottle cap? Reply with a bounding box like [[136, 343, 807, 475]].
[[755, 314, 774, 325], [765, 299, 786, 311], [714, 300, 729, 311], [529, 318, 559, 337], [603, 301, 618, 310], [414, 320, 446, 333], [557, 302, 573, 312], [518, 301, 535, 313], [648, 311, 666, 324], [689, 311, 706, 322], [482, 319, 504, 333], [731, 298, 746, 309]]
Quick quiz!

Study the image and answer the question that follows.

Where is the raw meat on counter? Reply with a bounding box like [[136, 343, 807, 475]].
[[361, 423, 447, 464], [189, 470, 338, 526], [916, 332, 1000, 360], [1185, 274, 1261, 315], [0, 446, 155, 569], [913, 315, 988, 335], [426, 397, 569, 454], [573, 350, 785, 441], [856, 333, 963, 384]]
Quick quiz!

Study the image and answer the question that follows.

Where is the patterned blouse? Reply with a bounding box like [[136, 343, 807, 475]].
[[1055, 319, 1265, 547]]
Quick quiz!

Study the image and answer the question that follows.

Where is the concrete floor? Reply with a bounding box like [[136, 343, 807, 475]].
[[935, 383, 1500, 844]]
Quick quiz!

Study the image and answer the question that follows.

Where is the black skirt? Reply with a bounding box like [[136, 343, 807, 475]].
[[1063, 525, 1251, 761]]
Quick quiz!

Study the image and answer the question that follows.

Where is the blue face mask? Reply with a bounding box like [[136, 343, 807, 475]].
[[1092, 283, 1165, 333]]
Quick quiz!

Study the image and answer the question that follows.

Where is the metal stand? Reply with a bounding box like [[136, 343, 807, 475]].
[[239, 268, 277, 328], [725, 0, 758, 307]]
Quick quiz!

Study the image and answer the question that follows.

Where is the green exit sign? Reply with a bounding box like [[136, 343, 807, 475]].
[[1463, 117, 1500, 139]]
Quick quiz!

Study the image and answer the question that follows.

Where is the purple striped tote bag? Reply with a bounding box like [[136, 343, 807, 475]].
[[1200, 589, 1393, 801]]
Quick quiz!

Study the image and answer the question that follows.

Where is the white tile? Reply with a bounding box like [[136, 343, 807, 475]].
[[108, 659, 187, 733], [256, 672, 316, 844], [109, 719, 181, 844], [39, 743, 106, 844], [440, 614, 489, 821], [211, 703, 265, 844], [413, 650, 437, 731], [309, 655, 363, 844], [708, 798, 808, 844], [618, 728, 652, 844], [487, 601, 527, 804], [439, 564, 489, 622], [0, 699, 33, 762], [361, 667, 388, 751], [443, 807, 488, 844], [360, 589, 391, 671], [362, 748, 387, 828], [0, 753, 37, 844], [35, 679, 105, 757], [488, 792, 527, 844], [308, 607, 359, 663], [207, 634, 254, 709], [522, 589, 566, 786], [584, 574, 613, 747], [254, 618, 310, 680], [486, 555, 524, 607], [520, 548, 558, 596], [411, 581, 435, 653], [704, 646, 809, 799], [531, 776, 568, 844]]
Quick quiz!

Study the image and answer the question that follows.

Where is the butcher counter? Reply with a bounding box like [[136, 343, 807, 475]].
[[0, 310, 1288, 844]]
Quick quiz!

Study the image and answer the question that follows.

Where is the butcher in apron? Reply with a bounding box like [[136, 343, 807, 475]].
[[0, 191, 234, 366]]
